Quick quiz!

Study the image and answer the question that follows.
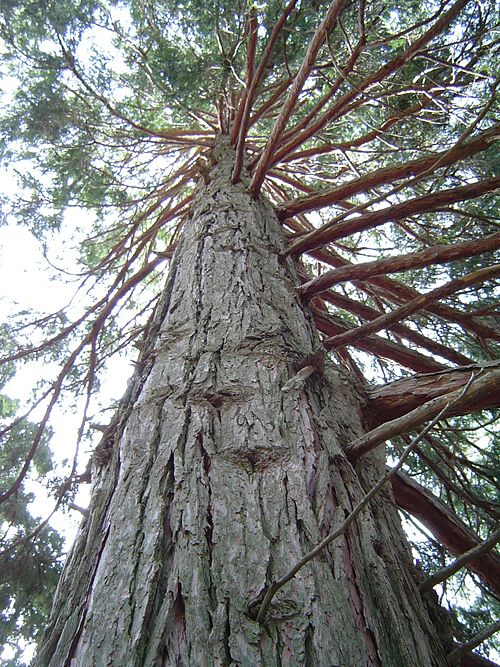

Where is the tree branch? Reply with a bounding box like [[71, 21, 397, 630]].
[[249, 0, 347, 195], [345, 366, 500, 459], [448, 622, 500, 664], [312, 304, 447, 372], [287, 176, 500, 258], [460, 649, 500, 667], [324, 264, 500, 350], [300, 231, 500, 300], [319, 288, 473, 367], [268, 0, 469, 165], [420, 527, 500, 594], [278, 124, 499, 222], [279, 92, 442, 163], [231, 1, 297, 182], [304, 245, 500, 342], [391, 472, 500, 597], [366, 362, 500, 426]]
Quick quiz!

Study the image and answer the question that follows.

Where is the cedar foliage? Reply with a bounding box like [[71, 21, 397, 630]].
[[0, 0, 498, 663]]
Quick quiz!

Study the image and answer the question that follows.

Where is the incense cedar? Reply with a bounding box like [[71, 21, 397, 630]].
[[0, 1, 498, 665]]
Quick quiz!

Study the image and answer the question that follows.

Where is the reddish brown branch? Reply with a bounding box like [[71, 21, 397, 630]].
[[311, 303, 447, 372], [279, 124, 499, 221], [346, 367, 500, 459], [231, 12, 258, 180], [269, 0, 469, 165], [325, 264, 500, 349], [366, 362, 500, 426], [280, 34, 366, 144], [249, 76, 295, 126], [305, 246, 500, 343], [320, 289, 473, 367], [301, 231, 500, 300], [267, 169, 316, 194], [232, 1, 298, 183], [288, 176, 500, 257], [249, 0, 347, 196], [390, 472, 500, 598], [0, 256, 163, 504], [237, 11, 259, 129], [280, 93, 441, 163]]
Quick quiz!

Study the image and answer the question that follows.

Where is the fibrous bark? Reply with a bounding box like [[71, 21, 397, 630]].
[[36, 141, 451, 666], [366, 363, 500, 426]]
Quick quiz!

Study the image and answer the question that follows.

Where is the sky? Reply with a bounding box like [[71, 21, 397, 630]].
[[0, 219, 134, 539]]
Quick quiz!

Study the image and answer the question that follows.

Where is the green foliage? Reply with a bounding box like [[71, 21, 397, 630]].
[[0, 389, 62, 666], [0, 516, 63, 667]]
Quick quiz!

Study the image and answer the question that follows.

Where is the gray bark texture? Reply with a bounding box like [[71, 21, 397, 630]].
[[35, 141, 451, 667]]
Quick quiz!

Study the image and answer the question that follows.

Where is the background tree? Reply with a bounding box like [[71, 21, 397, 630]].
[[0, 355, 63, 667], [0, 0, 499, 664]]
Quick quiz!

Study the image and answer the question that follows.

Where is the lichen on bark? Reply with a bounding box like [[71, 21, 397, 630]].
[[35, 140, 451, 667]]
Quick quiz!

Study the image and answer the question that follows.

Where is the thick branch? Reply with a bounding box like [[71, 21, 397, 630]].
[[279, 93, 442, 163], [391, 472, 500, 597], [346, 368, 500, 459], [249, 0, 346, 195], [449, 622, 500, 664], [249, 76, 294, 126], [461, 652, 500, 667], [279, 34, 366, 144], [278, 124, 499, 221], [301, 231, 500, 300], [288, 176, 500, 258], [320, 289, 473, 367], [232, 2, 297, 182], [231, 0, 297, 172], [366, 362, 500, 426]]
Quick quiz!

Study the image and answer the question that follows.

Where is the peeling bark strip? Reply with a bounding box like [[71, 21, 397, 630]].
[[36, 142, 451, 666]]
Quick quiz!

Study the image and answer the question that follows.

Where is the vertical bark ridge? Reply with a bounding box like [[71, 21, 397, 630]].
[[36, 140, 450, 667]]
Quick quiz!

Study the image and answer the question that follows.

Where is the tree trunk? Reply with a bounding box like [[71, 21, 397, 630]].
[[35, 140, 451, 667]]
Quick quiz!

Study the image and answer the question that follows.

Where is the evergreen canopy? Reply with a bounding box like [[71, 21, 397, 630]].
[[0, 0, 498, 664]]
